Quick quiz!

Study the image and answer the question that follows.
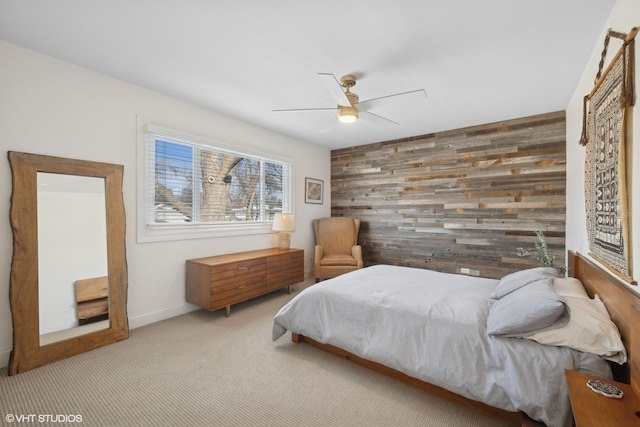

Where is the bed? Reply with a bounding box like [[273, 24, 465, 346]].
[[272, 251, 636, 427]]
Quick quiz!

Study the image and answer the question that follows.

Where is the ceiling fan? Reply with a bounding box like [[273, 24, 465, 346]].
[[273, 73, 427, 131]]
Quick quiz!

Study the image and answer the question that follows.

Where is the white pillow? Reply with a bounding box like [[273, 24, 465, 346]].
[[552, 277, 589, 299], [490, 267, 558, 300], [487, 279, 569, 336], [522, 295, 627, 364]]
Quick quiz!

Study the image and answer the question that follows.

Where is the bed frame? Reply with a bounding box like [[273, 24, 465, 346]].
[[291, 251, 640, 426]]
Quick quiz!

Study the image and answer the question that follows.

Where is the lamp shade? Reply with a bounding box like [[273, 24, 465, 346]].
[[272, 213, 295, 232]]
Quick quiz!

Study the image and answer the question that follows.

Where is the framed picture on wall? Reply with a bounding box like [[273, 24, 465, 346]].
[[305, 177, 323, 204]]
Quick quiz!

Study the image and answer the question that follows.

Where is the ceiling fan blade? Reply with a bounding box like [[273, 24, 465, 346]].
[[318, 73, 351, 107], [355, 89, 427, 111], [272, 107, 337, 113], [359, 111, 399, 127]]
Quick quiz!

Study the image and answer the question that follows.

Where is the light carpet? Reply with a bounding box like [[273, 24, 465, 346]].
[[0, 281, 508, 426]]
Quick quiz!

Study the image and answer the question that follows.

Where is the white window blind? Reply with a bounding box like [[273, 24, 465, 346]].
[[138, 120, 293, 242]]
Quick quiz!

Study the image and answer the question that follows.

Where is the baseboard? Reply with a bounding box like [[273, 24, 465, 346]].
[[128, 302, 199, 330]]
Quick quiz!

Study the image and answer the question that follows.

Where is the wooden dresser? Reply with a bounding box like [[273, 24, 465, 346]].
[[186, 248, 304, 316]]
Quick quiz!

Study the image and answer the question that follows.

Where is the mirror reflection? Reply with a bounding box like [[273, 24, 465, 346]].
[[37, 172, 110, 345]]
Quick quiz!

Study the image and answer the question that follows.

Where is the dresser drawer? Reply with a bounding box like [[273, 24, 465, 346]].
[[267, 267, 302, 289], [267, 251, 304, 290], [211, 273, 266, 294], [210, 258, 265, 286], [210, 281, 266, 309], [267, 252, 302, 270], [210, 259, 266, 304]]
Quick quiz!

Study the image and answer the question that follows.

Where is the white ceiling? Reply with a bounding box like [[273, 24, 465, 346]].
[[0, 1, 615, 150]]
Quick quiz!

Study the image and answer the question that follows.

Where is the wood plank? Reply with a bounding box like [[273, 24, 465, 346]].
[[74, 276, 108, 302], [76, 298, 108, 319]]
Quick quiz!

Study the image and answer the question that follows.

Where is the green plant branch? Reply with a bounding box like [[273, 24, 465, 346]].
[[516, 225, 566, 274]]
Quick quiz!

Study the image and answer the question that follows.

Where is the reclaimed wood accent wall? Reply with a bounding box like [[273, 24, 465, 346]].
[[330, 111, 566, 279]]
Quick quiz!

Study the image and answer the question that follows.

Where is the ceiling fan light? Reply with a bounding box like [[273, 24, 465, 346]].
[[337, 107, 359, 124]]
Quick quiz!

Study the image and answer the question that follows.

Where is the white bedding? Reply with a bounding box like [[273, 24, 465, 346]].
[[272, 265, 612, 427]]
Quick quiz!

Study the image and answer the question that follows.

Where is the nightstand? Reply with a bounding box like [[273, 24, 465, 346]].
[[565, 369, 640, 426]]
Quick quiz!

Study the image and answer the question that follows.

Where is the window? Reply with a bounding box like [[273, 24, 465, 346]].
[[137, 120, 294, 242]]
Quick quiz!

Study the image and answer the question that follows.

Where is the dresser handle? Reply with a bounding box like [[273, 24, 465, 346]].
[[237, 267, 248, 271], [237, 285, 247, 289]]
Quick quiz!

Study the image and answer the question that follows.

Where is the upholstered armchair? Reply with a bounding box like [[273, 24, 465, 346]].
[[312, 217, 363, 282]]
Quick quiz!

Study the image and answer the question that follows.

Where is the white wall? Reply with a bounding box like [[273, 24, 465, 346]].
[[0, 40, 331, 367], [566, 0, 639, 290]]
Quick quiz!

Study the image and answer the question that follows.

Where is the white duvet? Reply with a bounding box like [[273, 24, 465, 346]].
[[273, 265, 612, 427]]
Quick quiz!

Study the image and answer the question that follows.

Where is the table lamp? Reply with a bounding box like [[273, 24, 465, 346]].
[[272, 213, 295, 249]]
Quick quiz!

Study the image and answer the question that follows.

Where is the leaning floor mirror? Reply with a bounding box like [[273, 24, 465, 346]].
[[7, 151, 128, 375]]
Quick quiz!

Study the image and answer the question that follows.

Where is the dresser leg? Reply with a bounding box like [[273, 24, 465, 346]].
[[225, 305, 231, 317], [287, 285, 291, 294]]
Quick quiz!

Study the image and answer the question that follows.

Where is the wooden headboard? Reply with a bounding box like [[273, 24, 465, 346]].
[[568, 251, 640, 394]]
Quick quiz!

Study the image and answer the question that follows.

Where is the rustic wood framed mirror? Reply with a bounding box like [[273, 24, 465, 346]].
[[7, 151, 128, 375]]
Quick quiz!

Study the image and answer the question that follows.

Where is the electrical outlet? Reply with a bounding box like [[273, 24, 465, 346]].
[[460, 267, 470, 274]]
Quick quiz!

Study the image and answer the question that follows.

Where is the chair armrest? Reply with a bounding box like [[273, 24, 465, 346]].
[[352, 245, 363, 268], [314, 245, 323, 269]]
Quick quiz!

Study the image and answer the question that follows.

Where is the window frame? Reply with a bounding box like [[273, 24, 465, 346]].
[[136, 118, 295, 243]]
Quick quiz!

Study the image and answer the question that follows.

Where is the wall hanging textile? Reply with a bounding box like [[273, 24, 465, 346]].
[[580, 27, 637, 285]]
